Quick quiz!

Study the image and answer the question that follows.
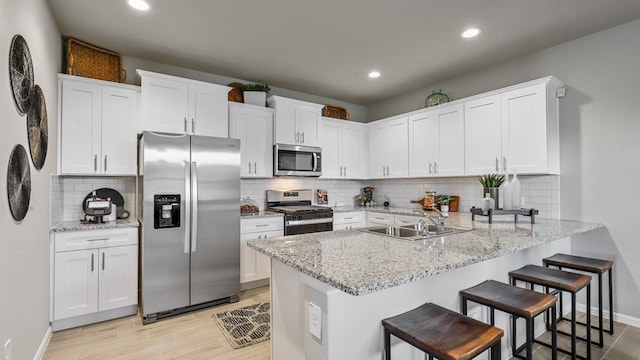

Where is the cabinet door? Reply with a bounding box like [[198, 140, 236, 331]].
[[385, 117, 409, 178], [59, 80, 102, 174], [368, 122, 386, 178], [140, 74, 189, 134], [501, 83, 548, 174], [230, 104, 273, 177], [464, 95, 502, 175], [295, 107, 320, 146], [54, 250, 99, 319], [101, 87, 138, 175], [274, 104, 297, 144], [240, 230, 280, 283], [189, 83, 229, 137], [341, 121, 367, 179], [319, 119, 342, 178], [409, 111, 436, 177], [433, 104, 464, 176], [99, 245, 138, 311]]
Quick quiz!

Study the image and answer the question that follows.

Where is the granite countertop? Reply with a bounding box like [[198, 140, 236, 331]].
[[248, 211, 603, 296], [241, 210, 283, 219], [51, 218, 140, 232]]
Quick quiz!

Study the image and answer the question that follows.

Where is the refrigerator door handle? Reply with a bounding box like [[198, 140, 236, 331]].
[[191, 162, 198, 253], [184, 161, 191, 254]]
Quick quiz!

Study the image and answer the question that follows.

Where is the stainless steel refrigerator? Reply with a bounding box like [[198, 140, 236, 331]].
[[138, 131, 240, 324]]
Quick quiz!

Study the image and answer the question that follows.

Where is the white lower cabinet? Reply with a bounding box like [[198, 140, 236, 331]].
[[241, 217, 283, 285], [367, 212, 421, 227], [52, 228, 138, 329], [333, 211, 366, 230]]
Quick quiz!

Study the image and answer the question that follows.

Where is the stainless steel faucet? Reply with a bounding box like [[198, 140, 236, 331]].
[[413, 208, 446, 233]]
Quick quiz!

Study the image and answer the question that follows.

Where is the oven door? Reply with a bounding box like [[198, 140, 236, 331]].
[[285, 217, 333, 235], [274, 144, 322, 177]]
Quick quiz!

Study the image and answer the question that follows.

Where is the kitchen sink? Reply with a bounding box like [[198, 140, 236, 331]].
[[359, 224, 470, 240]]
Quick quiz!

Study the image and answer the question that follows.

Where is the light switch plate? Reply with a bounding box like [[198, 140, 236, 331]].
[[309, 302, 322, 340]]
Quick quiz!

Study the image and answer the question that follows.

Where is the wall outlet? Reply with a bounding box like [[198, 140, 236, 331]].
[[3, 338, 11, 360], [309, 302, 322, 340]]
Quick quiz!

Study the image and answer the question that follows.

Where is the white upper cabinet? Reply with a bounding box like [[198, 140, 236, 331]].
[[138, 70, 230, 137], [268, 95, 323, 146], [368, 116, 409, 178], [408, 104, 464, 177], [319, 117, 367, 179], [58, 74, 139, 175], [229, 102, 274, 178], [465, 77, 563, 175]]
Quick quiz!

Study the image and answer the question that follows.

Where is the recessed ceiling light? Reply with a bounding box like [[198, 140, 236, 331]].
[[368, 71, 381, 79], [461, 27, 481, 39], [128, 0, 150, 11]]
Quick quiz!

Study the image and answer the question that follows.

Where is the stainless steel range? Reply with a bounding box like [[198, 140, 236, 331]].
[[266, 189, 333, 235]]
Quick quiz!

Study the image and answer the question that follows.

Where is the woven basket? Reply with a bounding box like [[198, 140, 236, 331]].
[[322, 104, 349, 120], [227, 82, 244, 102], [66, 38, 126, 83]]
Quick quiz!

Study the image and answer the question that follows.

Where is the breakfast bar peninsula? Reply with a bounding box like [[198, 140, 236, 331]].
[[248, 209, 602, 360]]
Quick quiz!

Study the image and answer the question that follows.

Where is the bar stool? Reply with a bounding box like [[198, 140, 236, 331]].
[[460, 280, 558, 360], [543, 253, 613, 347], [509, 264, 591, 360], [382, 302, 503, 360]]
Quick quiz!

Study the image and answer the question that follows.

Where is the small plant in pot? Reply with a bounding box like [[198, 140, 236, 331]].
[[478, 174, 504, 209], [242, 83, 271, 106], [436, 194, 452, 214]]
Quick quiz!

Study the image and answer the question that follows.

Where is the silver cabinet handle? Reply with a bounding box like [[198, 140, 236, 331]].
[[301, 132, 305, 143], [258, 235, 262, 239], [90, 253, 94, 272], [253, 162, 257, 174], [184, 117, 188, 133], [503, 157, 507, 172], [382, 165, 385, 176], [496, 157, 500, 172], [344, 217, 354, 220], [339, 166, 343, 177], [102, 252, 105, 270], [434, 162, 439, 174], [428, 162, 433, 175], [256, 224, 269, 227], [344, 166, 347, 177], [265, 234, 268, 239], [295, 132, 300, 143], [191, 118, 195, 133], [248, 162, 252, 174], [386, 166, 390, 177], [104, 155, 108, 173], [94, 155, 98, 172], [87, 238, 108, 242]]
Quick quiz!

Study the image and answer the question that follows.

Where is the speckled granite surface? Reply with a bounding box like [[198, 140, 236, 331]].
[[241, 211, 283, 219], [248, 211, 603, 296], [51, 218, 140, 232]]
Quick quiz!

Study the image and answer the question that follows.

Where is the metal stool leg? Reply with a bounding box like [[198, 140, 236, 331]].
[[384, 328, 390, 360], [597, 272, 604, 347], [587, 284, 592, 360], [608, 267, 614, 334]]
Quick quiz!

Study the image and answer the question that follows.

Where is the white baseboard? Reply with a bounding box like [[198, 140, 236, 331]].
[[34, 326, 52, 360], [576, 303, 640, 328]]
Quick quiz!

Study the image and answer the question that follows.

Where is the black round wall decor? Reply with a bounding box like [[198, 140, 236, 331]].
[[26, 85, 48, 169], [7, 145, 31, 222], [9, 34, 35, 115]]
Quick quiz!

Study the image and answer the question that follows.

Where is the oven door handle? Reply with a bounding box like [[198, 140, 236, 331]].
[[286, 217, 333, 226]]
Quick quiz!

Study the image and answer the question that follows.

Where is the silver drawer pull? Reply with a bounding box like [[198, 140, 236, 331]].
[[87, 238, 108, 242], [256, 224, 270, 227], [343, 217, 353, 220]]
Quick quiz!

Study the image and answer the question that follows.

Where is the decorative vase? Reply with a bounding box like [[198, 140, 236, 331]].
[[440, 204, 449, 215], [425, 89, 449, 107], [486, 187, 500, 210]]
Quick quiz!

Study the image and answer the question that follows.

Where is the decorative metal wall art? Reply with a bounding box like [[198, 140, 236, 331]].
[[7, 145, 31, 222], [5, 34, 48, 221]]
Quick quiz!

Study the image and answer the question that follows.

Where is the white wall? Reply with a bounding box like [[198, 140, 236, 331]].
[[368, 19, 640, 319], [0, 0, 61, 358]]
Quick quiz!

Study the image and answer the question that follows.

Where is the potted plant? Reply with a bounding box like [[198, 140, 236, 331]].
[[436, 194, 452, 214], [242, 83, 271, 106], [478, 174, 504, 209]]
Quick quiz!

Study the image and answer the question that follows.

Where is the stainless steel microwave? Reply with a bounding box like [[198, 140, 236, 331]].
[[273, 144, 322, 177]]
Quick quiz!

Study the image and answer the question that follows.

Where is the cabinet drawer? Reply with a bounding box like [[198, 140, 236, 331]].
[[241, 217, 284, 234], [54, 228, 138, 252], [333, 211, 365, 224], [366, 212, 395, 225], [394, 214, 421, 226]]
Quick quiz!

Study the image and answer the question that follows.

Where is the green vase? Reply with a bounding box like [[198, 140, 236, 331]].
[[425, 89, 449, 107]]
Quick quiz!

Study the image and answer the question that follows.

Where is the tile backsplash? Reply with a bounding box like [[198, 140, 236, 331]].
[[50, 174, 559, 227]]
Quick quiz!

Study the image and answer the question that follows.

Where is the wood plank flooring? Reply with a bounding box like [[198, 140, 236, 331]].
[[43, 286, 270, 360], [44, 285, 640, 359]]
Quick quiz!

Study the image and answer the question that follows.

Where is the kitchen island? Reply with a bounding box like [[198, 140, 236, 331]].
[[248, 210, 603, 360]]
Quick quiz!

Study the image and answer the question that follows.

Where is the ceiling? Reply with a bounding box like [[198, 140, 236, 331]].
[[47, 0, 640, 105]]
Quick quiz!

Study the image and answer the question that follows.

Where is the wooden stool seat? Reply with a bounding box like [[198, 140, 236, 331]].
[[509, 264, 592, 360], [460, 280, 558, 359], [382, 302, 503, 360], [544, 253, 614, 347]]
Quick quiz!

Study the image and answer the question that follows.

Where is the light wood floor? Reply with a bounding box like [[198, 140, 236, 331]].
[[44, 285, 640, 359], [43, 286, 271, 360]]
